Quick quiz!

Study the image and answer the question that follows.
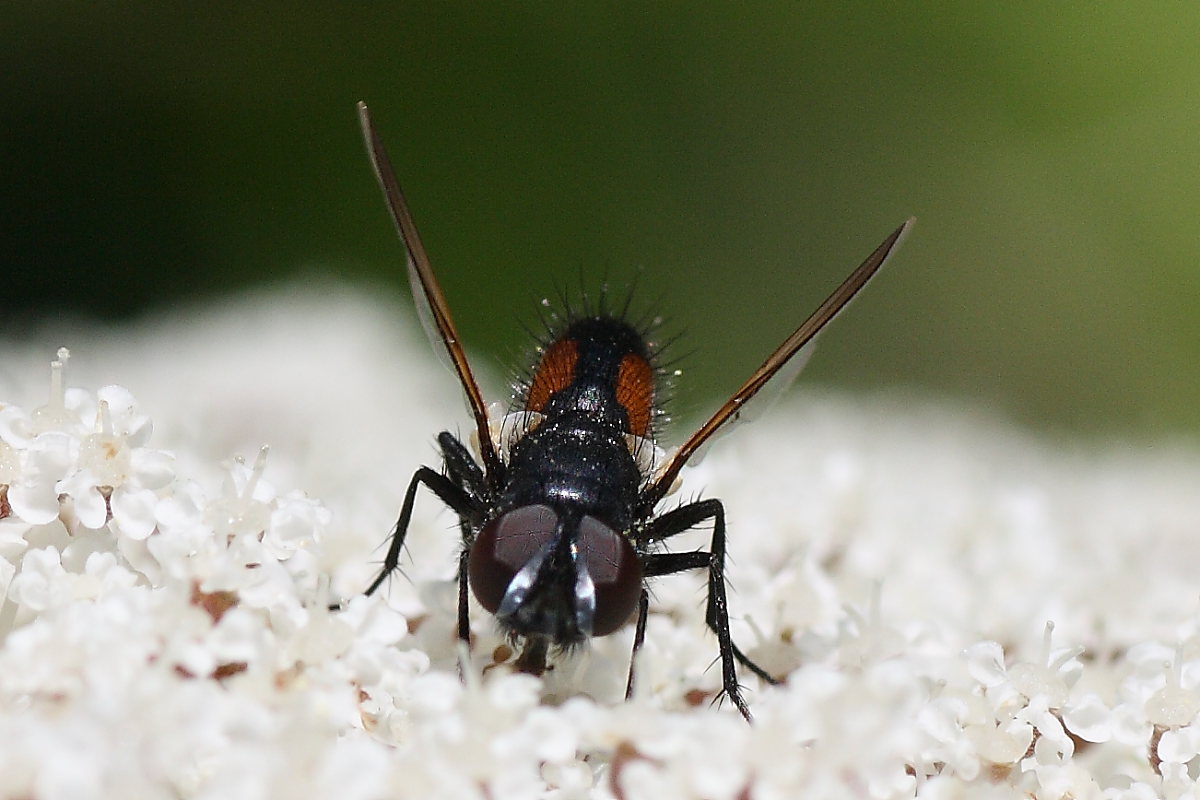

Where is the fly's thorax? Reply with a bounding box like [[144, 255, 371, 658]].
[[502, 413, 643, 531]]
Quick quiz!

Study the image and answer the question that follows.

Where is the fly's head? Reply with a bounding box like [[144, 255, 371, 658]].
[[467, 504, 643, 647]]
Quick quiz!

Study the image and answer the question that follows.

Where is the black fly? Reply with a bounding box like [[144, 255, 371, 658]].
[[351, 102, 911, 721]]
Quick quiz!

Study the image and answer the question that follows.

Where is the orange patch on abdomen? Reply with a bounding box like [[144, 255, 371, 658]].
[[526, 339, 579, 412], [616, 353, 655, 436]]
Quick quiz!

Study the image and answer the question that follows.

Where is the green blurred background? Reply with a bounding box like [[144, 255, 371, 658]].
[[4, 3, 1199, 438]]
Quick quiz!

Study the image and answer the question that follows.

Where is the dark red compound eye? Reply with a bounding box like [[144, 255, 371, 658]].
[[468, 506, 643, 637], [469, 504, 559, 615], [576, 515, 642, 636]]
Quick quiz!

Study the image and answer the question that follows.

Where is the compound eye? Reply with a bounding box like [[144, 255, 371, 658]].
[[577, 515, 643, 636], [469, 504, 559, 614]]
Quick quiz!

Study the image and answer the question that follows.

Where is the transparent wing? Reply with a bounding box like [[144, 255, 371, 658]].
[[677, 326, 820, 473], [404, 250, 455, 374], [358, 102, 503, 477], [643, 218, 914, 507]]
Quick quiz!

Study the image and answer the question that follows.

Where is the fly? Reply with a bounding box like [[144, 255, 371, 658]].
[[349, 101, 911, 721]]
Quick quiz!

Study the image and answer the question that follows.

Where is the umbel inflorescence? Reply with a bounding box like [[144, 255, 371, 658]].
[[1, 290, 1200, 799]]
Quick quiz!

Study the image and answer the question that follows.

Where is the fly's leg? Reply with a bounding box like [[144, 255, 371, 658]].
[[329, 432, 485, 607], [636, 498, 778, 722], [436, 430, 492, 647], [362, 466, 474, 596], [624, 590, 650, 701], [436, 430, 491, 501], [456, 547, 471, 645]]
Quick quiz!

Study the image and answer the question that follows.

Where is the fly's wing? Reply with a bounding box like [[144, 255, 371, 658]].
[[404, 250, 453, 374], [358, 102, 503, 477], [642, 218, 914, 508], [672, 324, 820, 474]]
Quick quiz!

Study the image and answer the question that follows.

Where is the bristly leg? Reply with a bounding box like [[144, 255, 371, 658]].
[[638, 498, 779, 722], [624, 590, 651, 700], [363, 467, 469, 597], [436, 431, 494, 498], [364, 434, 486, 599], [456, 548, 472, 645]]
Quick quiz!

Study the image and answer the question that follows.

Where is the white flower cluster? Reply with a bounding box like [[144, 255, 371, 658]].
[[2, 288, 1200, 799]]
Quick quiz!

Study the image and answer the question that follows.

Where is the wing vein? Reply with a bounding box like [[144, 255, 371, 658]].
[[644, 218, 913, 507], [358, 102, 503, 477]]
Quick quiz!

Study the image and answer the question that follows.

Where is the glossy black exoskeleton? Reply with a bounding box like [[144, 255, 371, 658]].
[[350, 102, 911, 721]]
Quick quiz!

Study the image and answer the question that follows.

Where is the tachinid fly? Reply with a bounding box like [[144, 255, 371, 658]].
[[348, 102, 911, 721]]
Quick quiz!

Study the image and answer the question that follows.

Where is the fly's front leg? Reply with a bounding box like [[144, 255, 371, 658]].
[[624, 590, 650, 701], [640, 498, 778, 722], [437, 431, 490, 504], [436, 431, 492, 647], [363, 432, 487, 598], [328, 464, 470, 611], [456, 547, 471, 645], [362, 466, 474, 597], [334, 431, 489, 677]]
